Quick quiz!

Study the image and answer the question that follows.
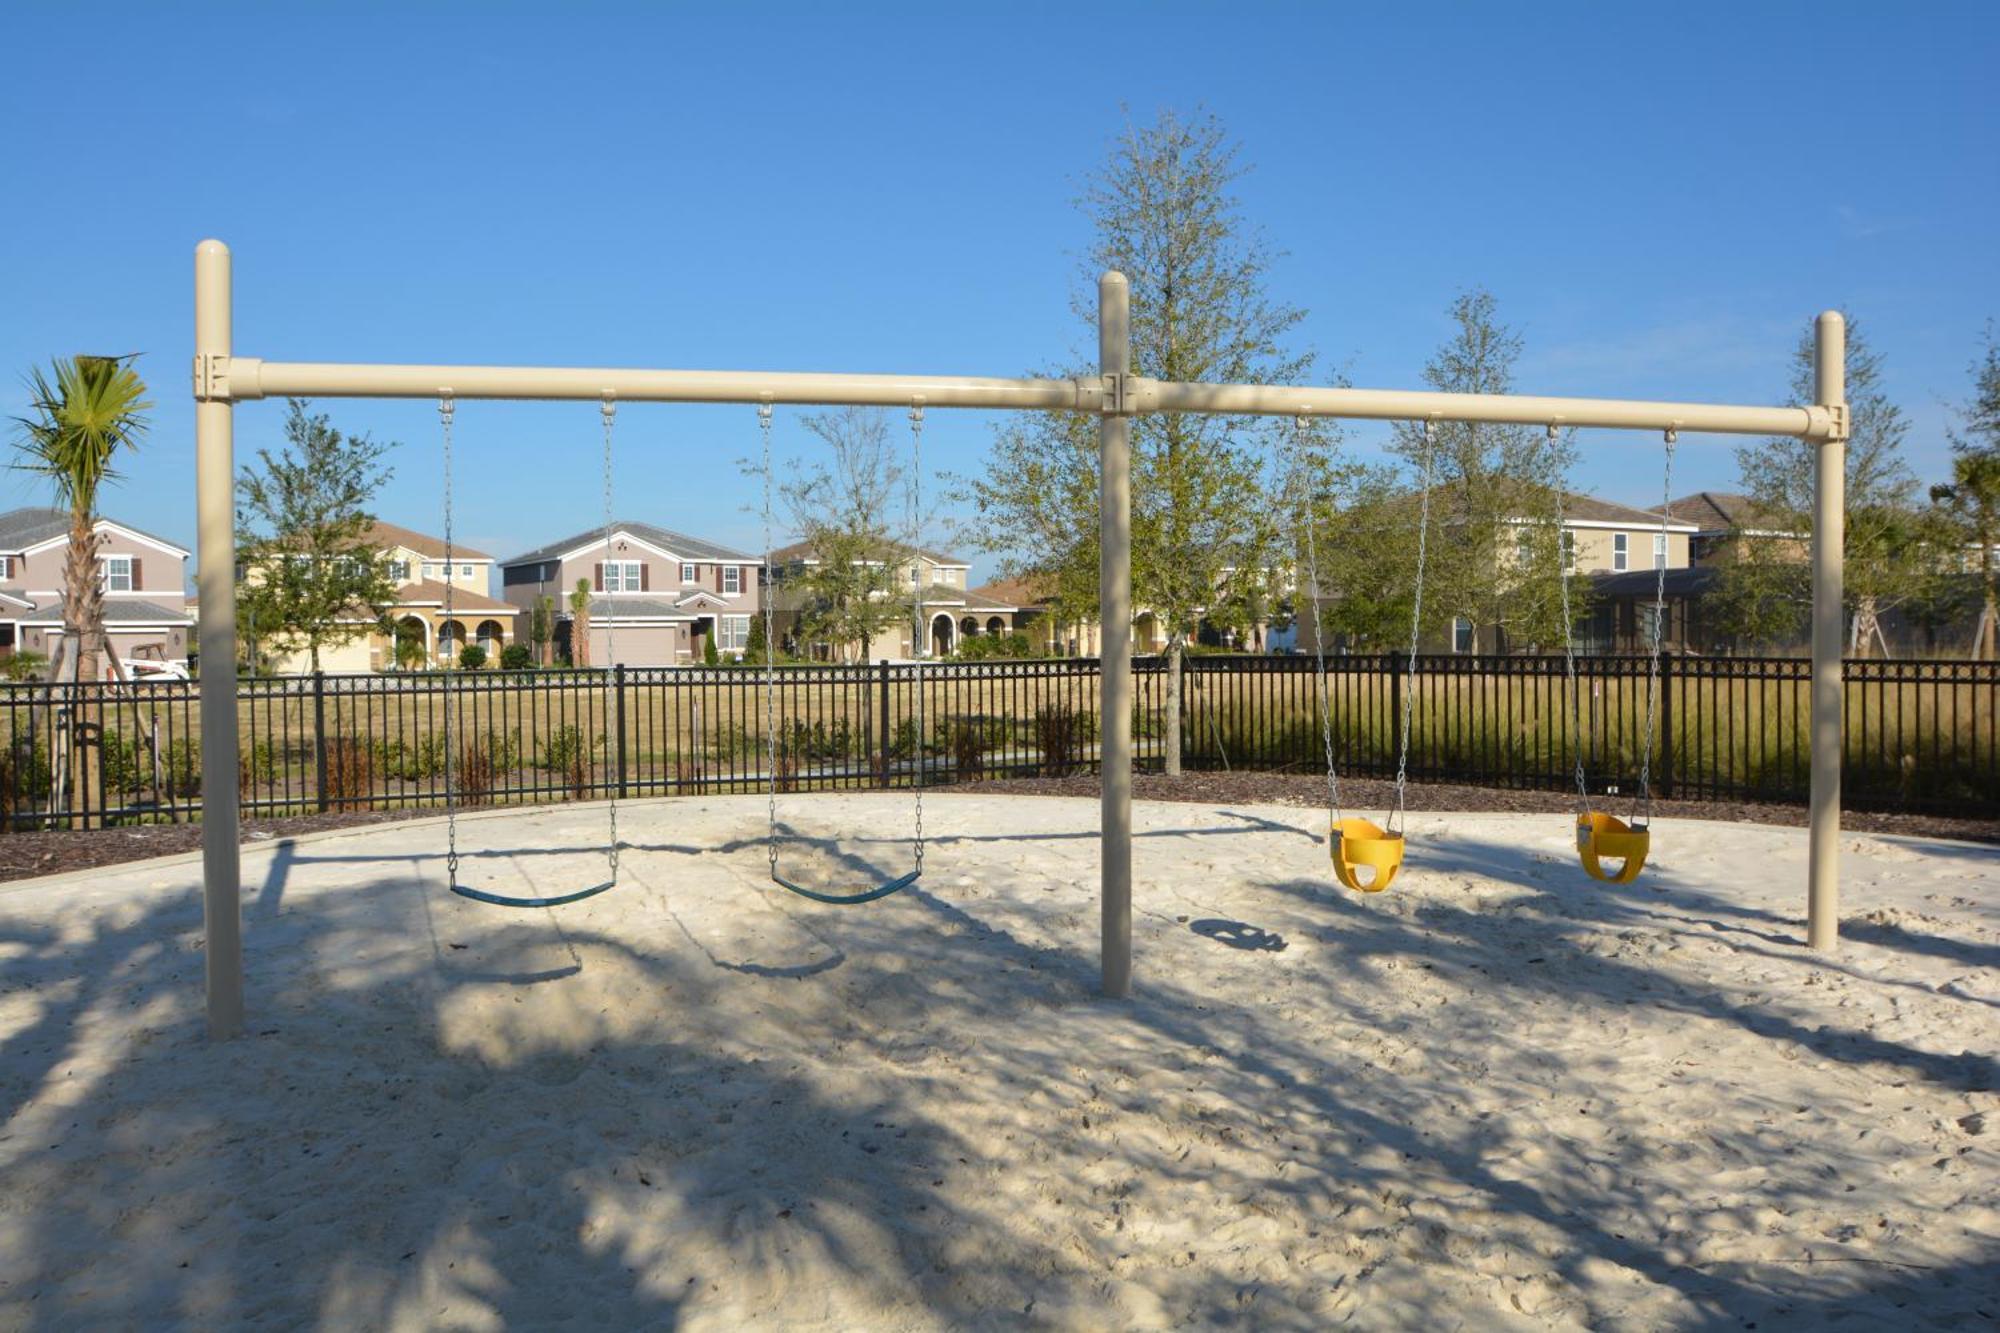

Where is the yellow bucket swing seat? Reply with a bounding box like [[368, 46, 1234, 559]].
[[1294, 414, 1436, 896], [1555, 426, 1677, 888]]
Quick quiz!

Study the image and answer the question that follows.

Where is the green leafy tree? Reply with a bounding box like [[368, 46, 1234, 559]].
[[769, 407, 911, 663], [568, 578, 592, 667], [1721, 316, 1940, 656], [235, 400, 399, 674], [1385, 292, 1570, 654], [11, 354, 151, 685], [529, 595, 554, 666], [960, 109, 1307, 774], [1933, 325, 2000, 658]]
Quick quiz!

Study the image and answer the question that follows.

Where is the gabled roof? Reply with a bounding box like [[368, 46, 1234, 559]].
[[1664, 491, 1796, 535], [582, 597, 701, 621], [0, 507, 191, 557], [767, 539, 969, 568], [22, 597, 192, 626], [1555, 493, 1698, 529], [368, 519, 491, 561], [502, 521, 758, 568], [391, 579, 516, 614], [969, 576, 1054, 608]]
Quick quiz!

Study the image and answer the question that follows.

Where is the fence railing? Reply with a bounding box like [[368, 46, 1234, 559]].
[[0, 654, 1992, 830]]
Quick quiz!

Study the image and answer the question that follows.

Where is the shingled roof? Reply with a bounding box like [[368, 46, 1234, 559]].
[[502, 521, 757, 568]]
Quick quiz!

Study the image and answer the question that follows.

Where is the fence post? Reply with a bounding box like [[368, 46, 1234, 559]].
[[1656, 651, 1675, 800], [312, 671, 329, 813], [614, 664, 628, 801], [878, 658, 891, 789]]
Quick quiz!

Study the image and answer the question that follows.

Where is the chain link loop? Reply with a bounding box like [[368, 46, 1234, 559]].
[[1636, 429, 1678, 824], [439, 394, 457, 884], [1391, 419, 1437, 832]]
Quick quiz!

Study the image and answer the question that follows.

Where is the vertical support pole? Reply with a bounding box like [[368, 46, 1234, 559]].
[[195, 239, 243, 1039], [614, 663, 628, 801], [312, 671, 329, 813], [1098, 271, 1133, 999], [1808, 311, 1846, 950], [878, 658, 891, 789], [1657, 651, 1675, 801]]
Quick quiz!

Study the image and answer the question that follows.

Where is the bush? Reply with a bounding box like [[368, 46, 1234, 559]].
[[455, 738, 496, 806], [956, 631, 1038, 662], [539, 724, 595, 773], [1034, 703, 1090, 777], [949, 720, 989, 780], [457, 644, 488, 671], [499, 643, 532, 670], [1, 652, 48, 682], [377, 733, 447, 781], [703, 634, 719, 666], [323, 736, 375, 809], [237, 739, 278, 796]]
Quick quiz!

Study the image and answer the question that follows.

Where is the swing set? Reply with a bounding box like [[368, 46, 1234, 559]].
[[189, 241, 1854, 1040]]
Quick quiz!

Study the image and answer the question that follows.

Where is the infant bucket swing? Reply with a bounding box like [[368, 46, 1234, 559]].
[[1554, 424, 1678, 884], [1292, 415, 1439, 893]]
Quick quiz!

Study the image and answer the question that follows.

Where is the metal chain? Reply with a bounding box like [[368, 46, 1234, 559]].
[[439, 393, 458, 885], [1549, 425, 1592, 815], [1292, 416, 1341, 824], [1391, 418, 1437, 832], [759, 401, 780, 878], [1637, 429, 1678, 823], [908, 402, 926, 875], [600, 394, 619, 880]]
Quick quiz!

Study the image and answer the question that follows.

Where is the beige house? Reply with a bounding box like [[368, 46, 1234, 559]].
[[964, 574, 1172, 658], [501, 522, 762, 666], [1667, 491, 1806, 566], [0, 507, 194, 674], [251, 520, 516, 673]]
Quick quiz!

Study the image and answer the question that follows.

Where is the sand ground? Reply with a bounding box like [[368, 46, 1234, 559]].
[[0, 794, 1995, 1330]]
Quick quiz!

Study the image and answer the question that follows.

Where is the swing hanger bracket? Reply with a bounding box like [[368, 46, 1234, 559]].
[[194, 354, 265, 402], [1086, 372, 1159, 417]]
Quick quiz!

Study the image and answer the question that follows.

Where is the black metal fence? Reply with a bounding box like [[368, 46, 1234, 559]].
[[0, 654, 1992, 830]]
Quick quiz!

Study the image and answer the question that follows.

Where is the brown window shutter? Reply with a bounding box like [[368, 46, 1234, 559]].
[[131, 557, 143, 590], [640, 564, 650, 592], [594, 563, 604, 592]]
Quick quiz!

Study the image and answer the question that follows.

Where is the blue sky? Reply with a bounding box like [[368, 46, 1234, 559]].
[[3, 2, 1995, 587]]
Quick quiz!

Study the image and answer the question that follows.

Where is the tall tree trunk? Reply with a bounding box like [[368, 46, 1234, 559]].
[[62, 513, 103, 829], [1164, 634, 1184, 778]]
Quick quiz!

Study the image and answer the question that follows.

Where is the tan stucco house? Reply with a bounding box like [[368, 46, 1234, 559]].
[[0, 507, 194, 674]]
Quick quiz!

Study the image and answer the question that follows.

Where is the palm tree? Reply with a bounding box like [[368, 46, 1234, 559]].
[[12, 355, 151, 683]]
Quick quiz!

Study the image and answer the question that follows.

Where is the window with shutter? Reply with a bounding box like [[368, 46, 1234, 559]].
[[594, 562, 605, 591], [131, 557, 143, 591], [640, 564, 650, 592]]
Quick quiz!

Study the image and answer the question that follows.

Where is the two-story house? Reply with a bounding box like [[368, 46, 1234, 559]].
[[0, 507, 194, 674], [500, 522, 762, 666], [250, 520, 518, 673], [764, 541, 1029, 660]]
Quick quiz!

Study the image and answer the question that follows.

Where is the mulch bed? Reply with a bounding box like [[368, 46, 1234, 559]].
[[0, 775, 1990, 885]]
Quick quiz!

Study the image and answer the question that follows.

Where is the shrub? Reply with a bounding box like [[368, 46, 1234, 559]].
[[455, 738, 496, 806], [323, 736, 375, 809], [377, 733, 447, 781], [703, 634, 719, 666], [1034, 703, 1089, 777], [956, 632, 1037, 662], [949, 720, 989, 780], [499, 643, 532, 670], [1, 652, 48, 682], [237, 739, 278, 796], [539, 724, 595, 773], [457, 644, 488, 671]]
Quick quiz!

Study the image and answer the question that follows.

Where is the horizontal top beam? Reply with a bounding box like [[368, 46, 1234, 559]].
[[201, 356, 1840, 440]]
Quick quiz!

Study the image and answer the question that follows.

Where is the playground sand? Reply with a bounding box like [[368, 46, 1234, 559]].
[[0, 794, 1994, 1328]]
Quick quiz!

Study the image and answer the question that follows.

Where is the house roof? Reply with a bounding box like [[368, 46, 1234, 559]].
[[1590, 565, 1720, 599], [391, 579, 516, 615], [0, 506, 190, 557], [582, 597, 704, 621], [766, 539, 970, 568], [22, 597, 192, 626], [1664, 491, 1795, 535], [503, 521, 758, 568], [367, 519, 491, 561], [969, 576, 1054, 608], [1556, 493, 1698, 528], [956, 587, 1020, 613]]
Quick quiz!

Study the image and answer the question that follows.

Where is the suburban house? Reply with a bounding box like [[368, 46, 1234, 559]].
[[1667, 491, 1805, 566], [249, 520, 517, 673], [0, 507, 194, 674], [1298, 492, 1700, 656], [764, 541, 1046, 660], [500, 522, 762, 666]]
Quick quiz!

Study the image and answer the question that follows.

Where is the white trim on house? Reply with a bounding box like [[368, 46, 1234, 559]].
[[19, 519, 192, 561], [1502, 515, 1699, 533]]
